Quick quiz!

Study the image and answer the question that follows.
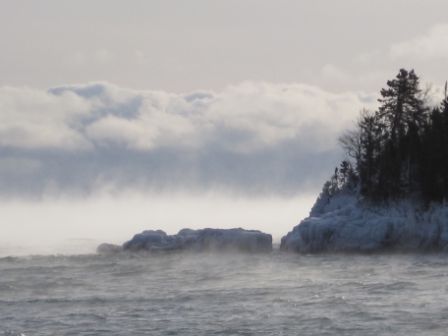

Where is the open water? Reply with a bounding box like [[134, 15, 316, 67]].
[[1, 252, 448, 335]]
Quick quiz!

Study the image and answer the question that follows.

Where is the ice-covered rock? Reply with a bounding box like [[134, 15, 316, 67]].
[[100, 228, 272, 254], [281, 190, 448, 253], [122, 230, 171, 251]]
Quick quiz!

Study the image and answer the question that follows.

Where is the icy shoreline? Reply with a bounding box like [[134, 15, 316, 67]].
[[280, 191, 448, 253], [96, 191, 448, 255]]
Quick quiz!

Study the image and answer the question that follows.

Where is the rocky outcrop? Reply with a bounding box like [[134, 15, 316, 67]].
[[281, 191, 448, 253], [98, 228, 272, 254]]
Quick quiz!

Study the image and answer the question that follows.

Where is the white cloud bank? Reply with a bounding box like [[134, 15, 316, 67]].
[[1, 82, 374, 152], [0, 82, 377, 197]]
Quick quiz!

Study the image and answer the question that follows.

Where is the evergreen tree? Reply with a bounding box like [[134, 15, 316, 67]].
[[421, 107, 445, 201], [375, 69, 428, 198], [357, 110, 380, 198], [377, 69, 427, 142], [332, 69, 447, 206]]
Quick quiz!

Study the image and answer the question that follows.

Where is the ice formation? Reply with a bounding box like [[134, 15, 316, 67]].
[[97, 228, 272, 254], [281, 189, 448, 253]]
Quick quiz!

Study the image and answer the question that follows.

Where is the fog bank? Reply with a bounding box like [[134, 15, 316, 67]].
[[0, 193, 315, 256]]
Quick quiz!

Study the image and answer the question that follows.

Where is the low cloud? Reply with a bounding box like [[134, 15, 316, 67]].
[[0, 81, 376, 197]]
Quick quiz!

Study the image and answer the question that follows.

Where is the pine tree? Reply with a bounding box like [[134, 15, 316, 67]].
[[375, 69, 428, 198], [421, 107, 445, 201], [357, 110, 380, 198], [377, 69, 427, 142]]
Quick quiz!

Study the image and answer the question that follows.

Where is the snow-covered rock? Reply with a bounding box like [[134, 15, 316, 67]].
[[281, 190, 448, 253], [122, 230, 170, 251], [100, 228, 272, 254]]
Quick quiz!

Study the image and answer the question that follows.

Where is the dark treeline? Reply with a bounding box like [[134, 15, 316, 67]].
[[332, 69, 448, 204]]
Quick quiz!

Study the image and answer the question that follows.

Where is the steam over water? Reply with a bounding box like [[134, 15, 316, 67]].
[[2, 253, 448, 335]]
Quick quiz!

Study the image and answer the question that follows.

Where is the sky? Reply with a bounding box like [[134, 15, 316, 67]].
[[1, 0, 447, 254]]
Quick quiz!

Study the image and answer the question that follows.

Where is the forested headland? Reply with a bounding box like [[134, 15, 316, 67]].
[[326, 69, 448, 204]]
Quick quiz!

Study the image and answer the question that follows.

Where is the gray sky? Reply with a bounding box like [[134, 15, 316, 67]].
[[1, 0, 448, 252], [1, 0, 448, 92]]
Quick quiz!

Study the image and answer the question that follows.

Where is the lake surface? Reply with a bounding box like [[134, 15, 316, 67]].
[[1, 252, 448, 335]]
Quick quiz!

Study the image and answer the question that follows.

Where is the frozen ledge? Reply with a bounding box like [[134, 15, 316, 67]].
[[97, 228, 272, 254], [280, 193, 448, 253]]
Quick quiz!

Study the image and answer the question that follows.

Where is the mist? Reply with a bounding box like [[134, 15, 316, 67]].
[[0, 192, 315, 256]]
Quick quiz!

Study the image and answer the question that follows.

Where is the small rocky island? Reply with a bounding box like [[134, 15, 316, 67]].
[[98, 228, 272, 254]]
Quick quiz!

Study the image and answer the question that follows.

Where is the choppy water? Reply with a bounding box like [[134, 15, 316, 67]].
[[2, 252, 448, 335]]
